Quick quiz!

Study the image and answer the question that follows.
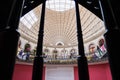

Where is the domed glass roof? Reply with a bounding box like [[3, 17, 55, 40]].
[[46, 0, 75, 11], [17, 1, 108, 64]]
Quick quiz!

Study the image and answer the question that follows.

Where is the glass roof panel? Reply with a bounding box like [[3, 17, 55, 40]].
[[46, 0, 75, 11], [20, 10, 38, 29]]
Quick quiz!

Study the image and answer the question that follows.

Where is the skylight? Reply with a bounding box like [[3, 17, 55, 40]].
[[46, 0, 75, 11], [20, 10, 38, 29]]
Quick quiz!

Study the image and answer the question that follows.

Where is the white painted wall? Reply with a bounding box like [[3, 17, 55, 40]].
[[45, 66, 74, 80]]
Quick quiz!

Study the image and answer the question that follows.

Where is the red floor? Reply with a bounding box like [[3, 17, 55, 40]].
[[13, 62, 112, 80]]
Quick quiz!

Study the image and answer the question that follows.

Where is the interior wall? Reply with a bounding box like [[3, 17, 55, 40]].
[[13, 63, 112, 80], [74, 63, 112, 80], [12, 64, 45, 80]]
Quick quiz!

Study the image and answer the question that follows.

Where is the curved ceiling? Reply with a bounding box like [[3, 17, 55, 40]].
[[19, 1, 106, 48], [22, 0, 102, 19]]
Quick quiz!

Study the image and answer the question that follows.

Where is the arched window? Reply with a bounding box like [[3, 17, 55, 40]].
[[70, 48, 77, 58], [88, 43, 96, 54], [99, 38, 105, 47], [98, 38, 107, 53], [44, 48, 49, 53], [70, 49, 76, 54], [52, 49, 58, 59], [61, 49, 68, 59], [24, 43, 31, 52]]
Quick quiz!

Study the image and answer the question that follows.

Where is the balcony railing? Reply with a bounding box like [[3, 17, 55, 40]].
[[16, 51, 108, 64]]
